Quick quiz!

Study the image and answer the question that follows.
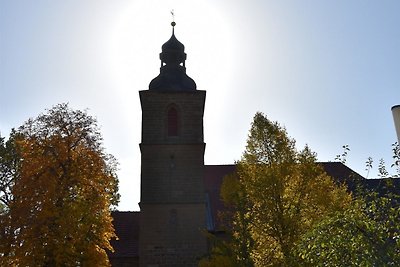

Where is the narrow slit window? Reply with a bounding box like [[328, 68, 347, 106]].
[[168, 107, 178, 136]]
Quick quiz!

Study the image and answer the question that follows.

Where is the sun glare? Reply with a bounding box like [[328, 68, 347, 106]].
[[102, 0, 234, 210], [106, 0, 233, 98]]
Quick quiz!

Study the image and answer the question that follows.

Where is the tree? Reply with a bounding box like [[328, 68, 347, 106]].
[[0, 130, 22, 265], [296, 188, 400, 266], [0, 103, 119, 266], [0, 131, 21, 209], [204, 112, 352, 266], [296, 144, 400, 266]]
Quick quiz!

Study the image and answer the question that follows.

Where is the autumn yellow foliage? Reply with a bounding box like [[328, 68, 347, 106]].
[[202, 112, 352, 266], [0, 104, 119, 266]]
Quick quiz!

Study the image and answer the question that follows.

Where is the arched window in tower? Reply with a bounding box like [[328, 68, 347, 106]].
[[167, 107, 179, 136]]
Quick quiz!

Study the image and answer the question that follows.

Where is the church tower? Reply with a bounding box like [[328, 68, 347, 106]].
[[139, 22, 207, 267]]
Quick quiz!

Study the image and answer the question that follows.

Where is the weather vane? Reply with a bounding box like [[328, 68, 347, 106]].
[[171, 9, 176, 27]]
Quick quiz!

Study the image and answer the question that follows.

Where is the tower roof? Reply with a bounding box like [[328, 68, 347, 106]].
[[161, 24, 185, 53], [149, 22, 196, 91]]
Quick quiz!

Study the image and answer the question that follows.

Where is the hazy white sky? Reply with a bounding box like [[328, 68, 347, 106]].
[[1, 0, 400, 211]]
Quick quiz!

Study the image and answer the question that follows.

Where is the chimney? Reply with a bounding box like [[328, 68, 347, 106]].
[[392, 105, 400, 144]]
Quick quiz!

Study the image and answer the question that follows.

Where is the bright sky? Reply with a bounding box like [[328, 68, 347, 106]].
[[1, 0, 399, 211]]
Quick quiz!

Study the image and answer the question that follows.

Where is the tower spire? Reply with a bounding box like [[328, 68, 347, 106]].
[[171, 9, 176, 34], [148, 18, 197, 91]]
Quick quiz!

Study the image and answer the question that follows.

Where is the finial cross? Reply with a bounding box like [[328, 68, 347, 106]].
[[171, 9, 175, 22]]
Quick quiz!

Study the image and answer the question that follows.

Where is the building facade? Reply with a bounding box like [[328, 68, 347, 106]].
[[138, 22, 207, 267]]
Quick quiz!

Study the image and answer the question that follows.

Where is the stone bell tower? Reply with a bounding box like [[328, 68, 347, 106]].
[[138, 21, 207, 267]]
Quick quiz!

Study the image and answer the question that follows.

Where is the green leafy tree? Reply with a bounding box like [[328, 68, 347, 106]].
[[297, 202, 376, 266], [296, 144, 400, 266], [0, 104, 119, 266], [296, 190, 400, 266], [203, 112, 352, 266], [391, 142, 400, 177]]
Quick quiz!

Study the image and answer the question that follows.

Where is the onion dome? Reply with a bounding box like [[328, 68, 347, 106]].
[[160, 32, 186, 65], [149, 22, 196, 91]]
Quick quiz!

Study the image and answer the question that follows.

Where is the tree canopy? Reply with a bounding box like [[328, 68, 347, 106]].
[[296, 167, 400, 266], [202, 112, 352, 266], [201, 113, 400, 266], [0, 103, 119, 266]]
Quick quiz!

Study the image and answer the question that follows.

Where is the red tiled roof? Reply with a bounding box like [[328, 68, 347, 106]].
[[204, 165, 236, 231], [109, 211, 140, 258], [202, 162, 369, 231]]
